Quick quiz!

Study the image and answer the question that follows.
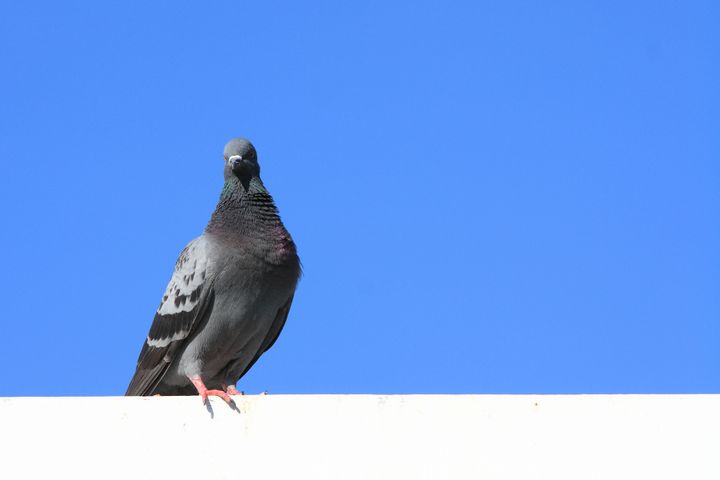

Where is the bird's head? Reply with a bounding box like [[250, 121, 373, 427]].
[[223, 138, 259, 188]]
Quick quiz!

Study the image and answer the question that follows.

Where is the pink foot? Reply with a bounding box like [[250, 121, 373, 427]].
[[190, 376, 236, 408], [226, 385, 244, 396]]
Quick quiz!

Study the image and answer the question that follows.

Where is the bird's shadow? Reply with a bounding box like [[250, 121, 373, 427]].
[[204, 398, 241, 419]]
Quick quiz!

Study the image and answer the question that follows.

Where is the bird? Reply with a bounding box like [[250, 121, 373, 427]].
[[126, 138, 301, 408]]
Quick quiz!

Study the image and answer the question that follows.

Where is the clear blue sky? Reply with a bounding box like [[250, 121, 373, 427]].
[[0, 2, 717, 396]]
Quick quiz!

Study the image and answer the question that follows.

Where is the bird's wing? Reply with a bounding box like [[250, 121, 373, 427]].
[[237, 294, 295, 381], [126, 237, 214, 396]]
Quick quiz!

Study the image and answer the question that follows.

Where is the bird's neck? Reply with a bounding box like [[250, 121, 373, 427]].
[[205, 177, 296, 259]]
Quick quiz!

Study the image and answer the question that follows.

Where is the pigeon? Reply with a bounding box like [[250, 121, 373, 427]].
[[126, 138, 301, 408]]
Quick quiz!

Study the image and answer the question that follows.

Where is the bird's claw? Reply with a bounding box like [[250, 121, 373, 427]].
[[190, 376, 238, 412], [199, 389, 235, 406]]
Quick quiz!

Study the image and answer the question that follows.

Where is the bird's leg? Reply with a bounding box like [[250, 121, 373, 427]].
[[222, 383, 244, 396], [189, 376, 235, 408]]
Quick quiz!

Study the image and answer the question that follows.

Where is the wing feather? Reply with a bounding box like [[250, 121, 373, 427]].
[[126, 237, 214, 396]]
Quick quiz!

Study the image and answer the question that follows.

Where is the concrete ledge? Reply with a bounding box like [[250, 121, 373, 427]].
[[1, 395, 718, 479]]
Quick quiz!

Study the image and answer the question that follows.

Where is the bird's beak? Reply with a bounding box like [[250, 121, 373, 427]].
[[228, 155, 243, 169]]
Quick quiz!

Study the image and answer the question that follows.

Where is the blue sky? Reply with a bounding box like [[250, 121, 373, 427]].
[[0, 2, 717, 395]]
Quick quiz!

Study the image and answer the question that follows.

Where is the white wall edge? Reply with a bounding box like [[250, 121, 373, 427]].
[[1, 394, 718, 479]]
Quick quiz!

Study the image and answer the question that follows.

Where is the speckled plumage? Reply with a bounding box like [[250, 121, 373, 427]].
[[126, 138, 300, 398]]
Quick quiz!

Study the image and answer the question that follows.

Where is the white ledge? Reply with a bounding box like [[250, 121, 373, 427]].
[[1, 395, 718, 479]]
